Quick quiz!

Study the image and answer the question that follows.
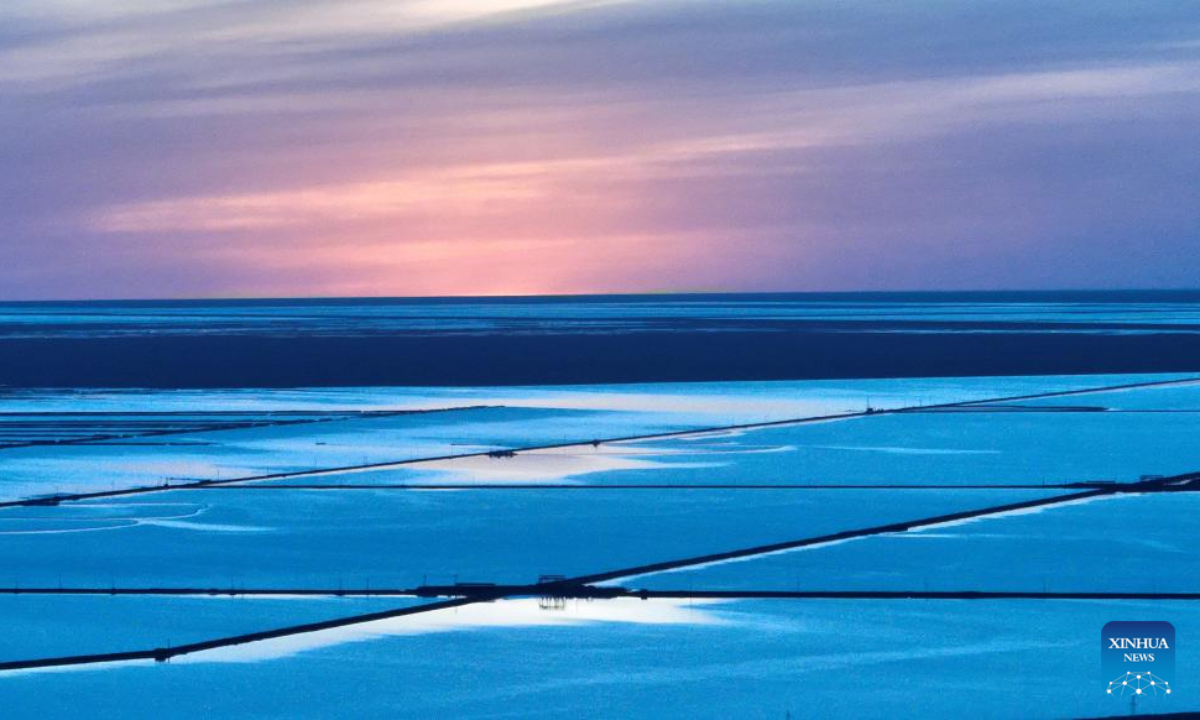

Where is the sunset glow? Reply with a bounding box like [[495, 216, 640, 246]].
[[3, 1, 1199, 298]]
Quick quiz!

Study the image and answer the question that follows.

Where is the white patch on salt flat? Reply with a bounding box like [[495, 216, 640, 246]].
[[177, 597, 729, 664], [140, 519, 270, 533]]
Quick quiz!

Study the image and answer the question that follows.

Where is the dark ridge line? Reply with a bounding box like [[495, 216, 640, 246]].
[[1091, 409, 1200, 413], [929, 376, 1200, 408], [5, 374, 1198, 511], [556, 470, 1200, 588], [0, 587, 429, 597], [0, 410, 432, 417], [4, 587, 1198, 602], [626, 590, 1200, 601], [907, 406, 1108, 413], [0, 380, 1194, 674], [0, 596, 479, 672], [0, 405, 495, 452], [1, 471, 1195, 673], [1077, 712, 1199, 720], [184, 482, 1112, 491], [912, 407, 1200, 414], [211, 374, 1200, 484], [559, 489, 1112, 587]]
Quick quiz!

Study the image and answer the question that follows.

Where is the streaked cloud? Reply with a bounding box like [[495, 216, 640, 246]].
[[0, 0, 624, 85], [92, 60, 1200, 235]]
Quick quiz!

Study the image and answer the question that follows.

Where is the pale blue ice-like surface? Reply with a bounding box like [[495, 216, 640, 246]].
[[1010, 379, 1200, 410], [633, 492, 1200, 592], [0, 597, 1193, 719], [4, 374, 1180, 501], [0, 488, 1060, 588], [0, 595, 422, 663], [2, 373, 1196, 718], [370, 401, 1200, 487], [7, 374, 1173, 415]]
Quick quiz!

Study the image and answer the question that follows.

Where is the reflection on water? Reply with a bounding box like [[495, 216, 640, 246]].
[[182, 598, 729, 664], [0, 503, 268, 535]]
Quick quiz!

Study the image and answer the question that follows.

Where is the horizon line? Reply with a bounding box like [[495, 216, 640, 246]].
[[4, 287, 1200, 305]]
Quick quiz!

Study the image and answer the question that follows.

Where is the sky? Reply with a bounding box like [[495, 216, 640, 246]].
[[1, 0, 1198, 300]]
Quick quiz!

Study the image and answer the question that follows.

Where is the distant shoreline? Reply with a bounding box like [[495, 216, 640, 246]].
[[4, 289, 1200, 307], [6, 294, 1200, 388], [5, 329, 1200, 388]]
